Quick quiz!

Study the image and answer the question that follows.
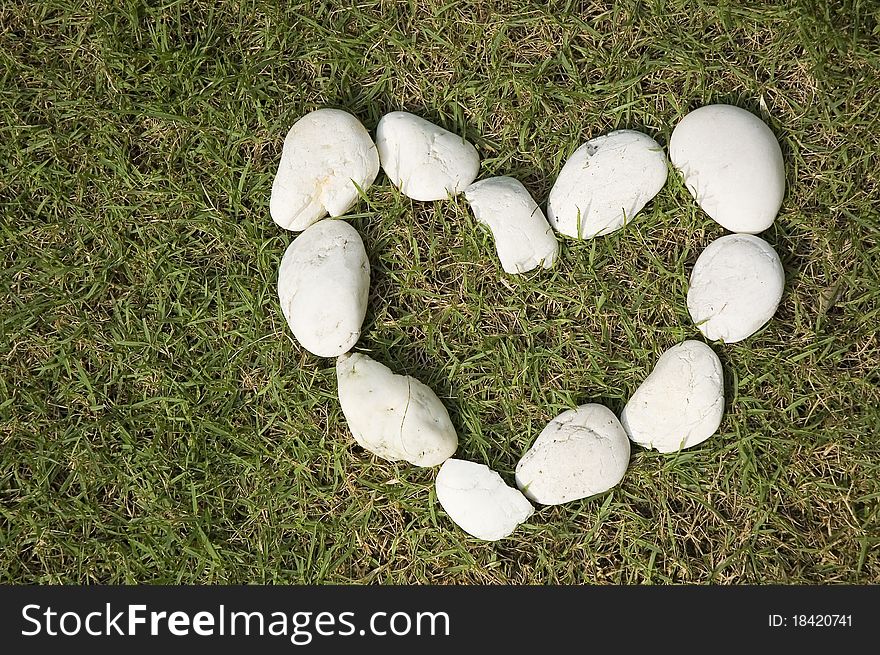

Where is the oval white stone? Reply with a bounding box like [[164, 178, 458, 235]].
[[277, 220, 369, 357], [687, 234, 784, 343], [669, 104, 785, 233], [515, 404, 630, 506], [435, 459, 534, 541], [270, 108, 380, 231], [463, 176, 558, 274], [376, 111, 480, 201], [336, 353, 458, 467], [621, 340, 724, 453], [546, 129, 668, 239]]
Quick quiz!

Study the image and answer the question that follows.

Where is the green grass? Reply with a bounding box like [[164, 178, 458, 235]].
[[1, 0, 879, 584]]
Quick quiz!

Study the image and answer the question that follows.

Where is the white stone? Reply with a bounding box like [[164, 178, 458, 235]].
[[435, 459, 534, 541], [687, 234, 784, 343], [621, 340, 724, 453], [270, 108, 380, 231], [277, 220, 369, 357], [375, 111, 480, 201], [336, 353, 458, 467], [669, 104, 785, 233], [515, 404, 630, 506], [546, 130, 668, 239], [463, 176, 558, 274]]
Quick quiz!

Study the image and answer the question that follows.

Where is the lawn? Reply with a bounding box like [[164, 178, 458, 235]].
[[1, 0, 878, 584]]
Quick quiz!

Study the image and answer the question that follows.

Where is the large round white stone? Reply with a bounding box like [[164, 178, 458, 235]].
[[270, 108, 380, 231], [435, 459, 534, 541], [336, 353, 458, 467], [687, 233, 785, 343], [376, 111, 480, 201], [277, 220, 369, 357], [515, 404, 630, 506], [669, 104, 785, 233], [464, 176, 558, 274], [621, 340, 724, 453], [546, 129, 668, 239]]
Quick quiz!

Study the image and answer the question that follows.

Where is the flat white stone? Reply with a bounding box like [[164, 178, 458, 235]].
[[515, 404, 630, 506], [435, 459, 534, 541], [547, 130, 668, 239], [621, 340, 724, 453], [270, 108, 380, 231], [464, 176, 558, 274], [669, 104, 785, 233], [376, 111, 480, 201], [277, 220, 369, 357], [687, 234, 784, 343], [336, 353, 458, 467]]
